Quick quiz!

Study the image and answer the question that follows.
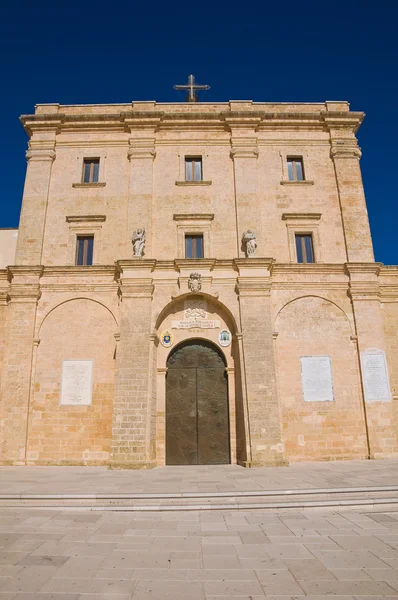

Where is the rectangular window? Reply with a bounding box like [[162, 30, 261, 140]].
[[76, 235, 94, 265], [287, 157, 305, 181], [295, 234, 314, 263], [185, 234, 204, 259], [185, 157, 202, 182], [82, 158, 100, 183]]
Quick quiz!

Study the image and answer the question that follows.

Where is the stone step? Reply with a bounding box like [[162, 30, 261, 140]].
[[1, 485, 398, 511]]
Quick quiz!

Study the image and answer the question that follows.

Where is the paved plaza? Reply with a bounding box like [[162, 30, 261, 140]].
[[1, 459, 398, 495], [0, 461, 398, 598]]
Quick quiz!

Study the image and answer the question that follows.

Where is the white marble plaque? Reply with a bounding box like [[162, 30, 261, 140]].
[[360, 351, 391, 403], [171, 319, 220, 329], [300, 356, 334, 402], [60, 360, 93, 406]]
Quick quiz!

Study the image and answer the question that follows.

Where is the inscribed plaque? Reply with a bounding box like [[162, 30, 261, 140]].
[[300, 356, 334, 402], [60, 360, 93, 406], [360, 351, 391, 403]]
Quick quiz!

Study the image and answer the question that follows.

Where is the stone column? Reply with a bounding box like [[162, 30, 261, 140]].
[[15, 142, 57, 266], [326, 111, 374, 262], [110, 260, 156, 468], [0, 267, 42, 464], [347, 264, 398, 457], [125, 115, 159, 258], [235, 259, 286, 466], [226, 111, 262, 256]]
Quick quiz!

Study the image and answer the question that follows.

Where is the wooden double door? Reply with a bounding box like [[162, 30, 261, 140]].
[[166, 340, 230, 465]]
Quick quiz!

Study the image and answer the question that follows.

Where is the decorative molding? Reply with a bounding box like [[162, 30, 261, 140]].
[[72, 182, 106, 188], [66, 215, 106, 223], [230, 147, 259, 159], [175, 180, 212, 186], [173, 213, 214, 222], [26, 149, 56, 162], [330, 143, 362, 160], [282, 213, 321, 221], [280, 180, 314, 186]]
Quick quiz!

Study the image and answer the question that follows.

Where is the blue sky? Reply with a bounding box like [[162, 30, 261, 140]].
[[1, 0, 397, 264]]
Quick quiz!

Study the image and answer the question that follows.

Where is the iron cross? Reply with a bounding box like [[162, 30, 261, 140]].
[[173, 74, 210, 102]]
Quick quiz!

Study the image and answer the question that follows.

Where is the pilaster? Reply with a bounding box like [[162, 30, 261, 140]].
[[226, 116, 262, 257], [0, 267, 42, 464], [125, 116, 160, 258], [327, 119, 374, 262], [234, 258, 287, 466], [346, 263, 398, 457], [15, 123, 59, 265], [110, 260, 156, 468]]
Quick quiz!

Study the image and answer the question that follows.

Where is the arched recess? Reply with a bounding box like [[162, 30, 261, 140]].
[[37, 297, 118, 337], [28, 298, 117, 465], [274, 295, 353, 336], [274, 295, 368, 462], [154, 294, 248, 466]]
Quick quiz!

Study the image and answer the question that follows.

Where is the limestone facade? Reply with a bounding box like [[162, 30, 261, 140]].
[[0, 99, 397, 468]]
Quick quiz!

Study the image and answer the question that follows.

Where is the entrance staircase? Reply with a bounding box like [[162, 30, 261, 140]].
[[1, 485, 398, 512]]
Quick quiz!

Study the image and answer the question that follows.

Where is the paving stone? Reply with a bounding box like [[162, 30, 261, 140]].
[[310, 549, 392, 569], [203, 580, 264, 595], [365, 567, 398, 580], [131, 580, 203, 599], [299, 579, 396, 595], [283, 558, 335, 580], [255, 569, 305, 595], [329, 568, 373, 580], [264, 543, 314, 559], [0, 566, 58, 593], [16, 555, 69, 567], [40, 578, 136, 594]]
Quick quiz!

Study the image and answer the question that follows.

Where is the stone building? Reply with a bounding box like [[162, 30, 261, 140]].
[[0, 95, 397, 468]]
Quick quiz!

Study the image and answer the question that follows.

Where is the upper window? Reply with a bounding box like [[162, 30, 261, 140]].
[[295, 234, 314, 264], [185, 234, 204, 259], [287, 157, 305, 181], [82, 158, 100, 184], [185, 157, 202, 182], [76, 235, 94, 266]]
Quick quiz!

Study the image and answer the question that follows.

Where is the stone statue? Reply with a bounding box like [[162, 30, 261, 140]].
[[188, 272, 202, 293], [242, 230, 257, 258], [132, 228, 146, 257]]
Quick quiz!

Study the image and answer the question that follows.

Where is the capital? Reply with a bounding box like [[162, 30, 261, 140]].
[[330, 143, 362, 160], [26, 149, 56, 162]]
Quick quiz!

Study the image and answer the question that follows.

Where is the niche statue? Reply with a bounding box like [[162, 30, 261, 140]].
[[242, 230, 257, 258], [132, 228, 146, 257]]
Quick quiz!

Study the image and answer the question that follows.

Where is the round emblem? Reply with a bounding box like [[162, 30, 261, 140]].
[[160, 331, 173, 348], [218, 329, 232, 347]]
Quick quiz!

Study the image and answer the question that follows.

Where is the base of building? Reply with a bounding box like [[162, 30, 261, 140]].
[[108, 460, 158, 470]]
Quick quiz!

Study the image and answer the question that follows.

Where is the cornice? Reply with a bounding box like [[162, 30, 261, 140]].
[[173, 213, 214, 221], [272, 263, 346, 275], [345, 262, 382, 276], [66, 215, 106, 223], [19, 109, 365, 136], [42, 265, 117, 278], [282, 213, 322, 221], [174, 259, 216, 271], [26, 148, 56, 162], [117, 259, 157, 273]]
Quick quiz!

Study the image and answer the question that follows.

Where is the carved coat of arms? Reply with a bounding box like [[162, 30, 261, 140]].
[[188, 272, 202, 293]]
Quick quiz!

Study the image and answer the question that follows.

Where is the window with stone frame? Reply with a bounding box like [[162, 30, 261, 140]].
[[295, 233, 314, 263], [287, 157, 305, 181], [82, 158, 100, 184], [185, 157, 203, 182], [76, 235, 94, 265]]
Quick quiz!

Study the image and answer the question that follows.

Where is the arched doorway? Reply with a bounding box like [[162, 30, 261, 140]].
[[166, 340, 230, 465]]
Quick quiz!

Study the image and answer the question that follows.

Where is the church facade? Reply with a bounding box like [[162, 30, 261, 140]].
[[1, 98, 398, 468]]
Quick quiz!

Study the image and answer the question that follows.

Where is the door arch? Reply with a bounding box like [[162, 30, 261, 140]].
[[166, 340, 230, 465]]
